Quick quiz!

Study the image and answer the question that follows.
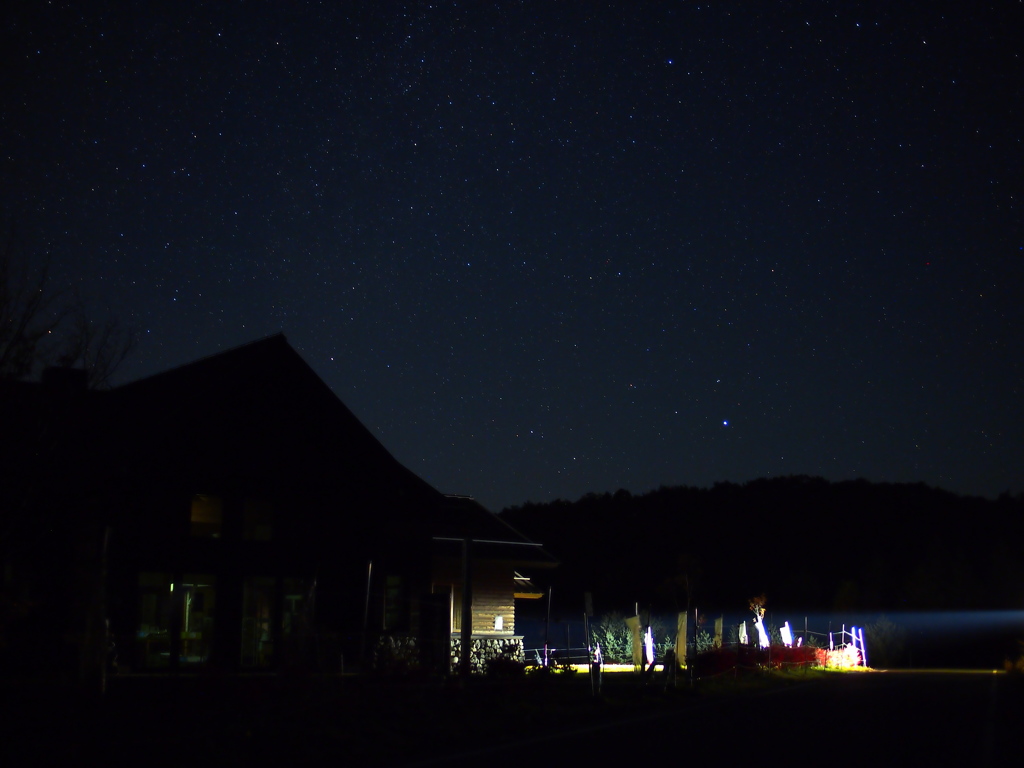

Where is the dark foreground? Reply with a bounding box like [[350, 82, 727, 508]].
[[4, 669, 1022, 767]]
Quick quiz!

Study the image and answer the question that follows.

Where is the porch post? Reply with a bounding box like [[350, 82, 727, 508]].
[[460, 538, 473, 678]]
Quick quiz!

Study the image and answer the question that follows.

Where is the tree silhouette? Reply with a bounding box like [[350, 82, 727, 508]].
[[1, 227, 133, 387], [1, 223, 133, 691], [0, 235, 67, 379]]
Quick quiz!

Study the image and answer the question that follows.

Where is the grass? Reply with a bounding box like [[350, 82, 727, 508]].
[[3, 666, 854, 766]]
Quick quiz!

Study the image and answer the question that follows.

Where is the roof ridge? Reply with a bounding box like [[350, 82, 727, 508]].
[[115, 333, 288, 388]]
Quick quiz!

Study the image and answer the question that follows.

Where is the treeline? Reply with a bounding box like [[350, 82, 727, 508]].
[[500, 476, 1024, 618]]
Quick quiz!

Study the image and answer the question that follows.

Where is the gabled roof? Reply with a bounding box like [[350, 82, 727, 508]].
[[4, 335, 554, 563], [110, 334, 440, 502]]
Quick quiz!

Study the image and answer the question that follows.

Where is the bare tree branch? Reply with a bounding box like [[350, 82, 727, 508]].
[[55, 300, 136, 389], [1, 226, 134, 386]]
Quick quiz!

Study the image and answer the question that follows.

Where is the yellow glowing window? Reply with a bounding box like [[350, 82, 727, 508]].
[[190, 494, 223, 538]]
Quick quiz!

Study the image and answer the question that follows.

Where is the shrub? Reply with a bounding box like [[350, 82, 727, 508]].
[[692, 648, 738, 677], [486, 656, 526, 679], [590, 612, 633, 664], [1004, 642, 1024, 674], [825, 644, 862, 669], [590, 612, 675, 665], [865, 615, 907, 668], [695, 629, 716, 654], [525, 657, 577, 678], [770, 643, 824, 669]]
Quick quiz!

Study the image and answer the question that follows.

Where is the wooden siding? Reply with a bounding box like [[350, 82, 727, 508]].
[[434, 558, 515, 635], [471, 576, 515, 635]]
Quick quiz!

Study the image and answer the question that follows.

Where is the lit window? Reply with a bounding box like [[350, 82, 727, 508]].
[[190, 494, 223, 538], [137, 572, 172, 669], [180, 574, 216, 666]]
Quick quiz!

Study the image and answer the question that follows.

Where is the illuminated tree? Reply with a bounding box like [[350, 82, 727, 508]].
[[749, 593, 770, 649]]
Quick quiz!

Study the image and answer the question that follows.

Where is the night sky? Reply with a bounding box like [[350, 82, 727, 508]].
[[4, 1, 1022, 512]]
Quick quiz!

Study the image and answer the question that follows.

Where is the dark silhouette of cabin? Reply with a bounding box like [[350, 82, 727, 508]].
[[0, 335, 554, 681]]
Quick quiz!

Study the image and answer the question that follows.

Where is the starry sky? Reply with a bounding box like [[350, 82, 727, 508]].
[[4, 1, 1022, 512]]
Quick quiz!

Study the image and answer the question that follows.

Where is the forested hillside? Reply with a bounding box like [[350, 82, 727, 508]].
[[501, 476, 1024, 617]]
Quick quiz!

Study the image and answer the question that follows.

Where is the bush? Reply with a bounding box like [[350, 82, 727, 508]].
[[525, 658, 577, 678], [692, 648, 739, 677], [695, 629, 716, 654], [1004, 642, 1024, 674], [590, 612, 633, 664], [770, 644, 825, 669], [590, 612, 675, 665], [824, 644, 862, 669], [486, 656, 526, 679], [865, 615, 907, 668]]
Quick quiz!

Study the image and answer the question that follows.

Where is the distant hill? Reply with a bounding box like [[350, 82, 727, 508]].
[[500, 476, 1024, 618]]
